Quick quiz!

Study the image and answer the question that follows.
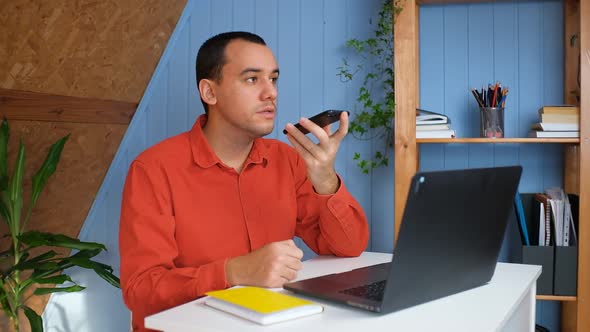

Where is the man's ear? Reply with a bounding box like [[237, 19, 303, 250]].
[[198, 79, 217, 105]]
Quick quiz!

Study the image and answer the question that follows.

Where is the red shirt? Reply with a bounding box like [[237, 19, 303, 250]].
[[119, 115, 369, 331]]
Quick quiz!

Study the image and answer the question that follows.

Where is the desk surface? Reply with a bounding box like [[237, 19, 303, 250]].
[[145, 252, 541, 332]]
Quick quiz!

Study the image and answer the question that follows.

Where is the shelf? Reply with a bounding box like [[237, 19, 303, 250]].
[[416, 138, 580, 144], [536, 295, 577, 302]]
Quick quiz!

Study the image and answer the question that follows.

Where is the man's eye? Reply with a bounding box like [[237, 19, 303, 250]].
[[246, 77, 257, 83], [270, 77, 279, 84]]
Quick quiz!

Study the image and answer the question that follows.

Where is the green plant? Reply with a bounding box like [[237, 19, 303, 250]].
[[338, 0, 399, 174], [0, 119, 120, 332]]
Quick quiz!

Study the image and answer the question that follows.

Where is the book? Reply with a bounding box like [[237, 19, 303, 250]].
[[540, 113, 579, 124], [416, 129, 455, 139], [416, 123, 450, 131], [514, 192, 530, 246], [534, 193, 553, 246], [531, 122, 579, 132], [205, 286, 323, 325], [546, 188, 566, 246], [416, 108, 448, 125], [538, 105, 580, 115], [528, 131, 580, 138]]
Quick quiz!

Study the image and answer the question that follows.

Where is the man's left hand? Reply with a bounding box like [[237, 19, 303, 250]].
[[284, 111, 348, 195]]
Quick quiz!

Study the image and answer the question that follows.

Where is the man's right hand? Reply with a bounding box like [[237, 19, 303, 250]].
[[225, 240, 304, 288]]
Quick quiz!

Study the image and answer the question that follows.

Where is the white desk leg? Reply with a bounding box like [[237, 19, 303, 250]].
[[500, 283, 537, 332]]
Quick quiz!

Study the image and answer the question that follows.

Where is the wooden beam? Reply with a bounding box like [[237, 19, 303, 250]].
[[0, 88, 137, 124], [576, 0, 590, 330], [394, 0, 420, 241]]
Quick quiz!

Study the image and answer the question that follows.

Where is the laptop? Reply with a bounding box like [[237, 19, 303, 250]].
[[284, 166, 522, 313]]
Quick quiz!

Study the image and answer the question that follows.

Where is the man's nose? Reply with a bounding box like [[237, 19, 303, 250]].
[[261, 79, 277, 100]]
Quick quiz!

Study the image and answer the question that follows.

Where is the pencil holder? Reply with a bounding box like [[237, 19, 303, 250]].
[[479, 107, 504, 138]]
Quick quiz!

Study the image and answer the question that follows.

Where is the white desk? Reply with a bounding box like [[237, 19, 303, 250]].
[[145, 252, 541, 332]]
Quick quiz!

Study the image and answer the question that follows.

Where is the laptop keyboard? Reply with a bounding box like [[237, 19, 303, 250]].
[[339, 280, 386, 302]]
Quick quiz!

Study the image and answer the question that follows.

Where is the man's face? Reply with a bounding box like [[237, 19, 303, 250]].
[[210, 39, 279, 138]]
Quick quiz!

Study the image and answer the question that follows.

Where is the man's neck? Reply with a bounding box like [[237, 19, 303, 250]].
[[202, 117, 254, 173]]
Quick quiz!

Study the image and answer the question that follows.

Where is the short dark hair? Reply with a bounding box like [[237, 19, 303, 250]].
[[195, 31, 267, 113]]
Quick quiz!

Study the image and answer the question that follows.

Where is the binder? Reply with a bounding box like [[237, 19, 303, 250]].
[[534, 193, 553, 246]]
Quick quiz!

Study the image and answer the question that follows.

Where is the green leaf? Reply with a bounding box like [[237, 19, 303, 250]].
[[0, 196, 10, 226], [34, 284, 85, 295], [0, 119, 9, 179], [20, 261, 61, 273], [0, 287, 12, 314], [30, 135, 69, 210], [65, 253, 120, 288], [93, 266, 121, 289], [7, 140, 25, 234], [23, 306, 43, 332], [23, 250, 58, 264], [19, 231, 107, 251], [0, 175, 7, 192], [32, 274, 73, 285]]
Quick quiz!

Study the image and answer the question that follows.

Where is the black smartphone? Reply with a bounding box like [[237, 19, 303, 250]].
[[283, 110, 350, 135]]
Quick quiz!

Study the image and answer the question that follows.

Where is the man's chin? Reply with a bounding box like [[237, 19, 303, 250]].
[[256, 124, 275, 137]]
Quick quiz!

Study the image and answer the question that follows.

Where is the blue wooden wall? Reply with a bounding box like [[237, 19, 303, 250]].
[[41, 0, 565, 330], [419, 1, 564, 330]]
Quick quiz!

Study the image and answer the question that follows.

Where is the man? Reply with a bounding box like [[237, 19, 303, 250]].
[[119, 31, 369, 332]]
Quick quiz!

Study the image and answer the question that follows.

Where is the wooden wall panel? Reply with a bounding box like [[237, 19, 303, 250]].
[[0, 0, 186, 103], [0, 88, 136, 124]]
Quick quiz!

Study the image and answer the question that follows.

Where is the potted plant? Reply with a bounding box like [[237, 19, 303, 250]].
[[338, 0, 401, 173], [0, 119, 120, 332]]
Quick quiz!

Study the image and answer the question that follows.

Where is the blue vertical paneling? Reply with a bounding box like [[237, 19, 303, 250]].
[[343, 0, 378, 251], [324, 0, 349, 178], [419, 6, 446, 170], [369, 2, 395, 251], [541, 0, 565, 190], [466, 3, 494, 167], [443, 6, 470, 170], [300, 2, 325, 119], [189, 0, 211, 121], [254, 0, 278, 51], [276, 0, 301, 144], [233, 0, 255, 32], [517, 1, 544, 193], [167, 25, 191, 136], [255, 0, 279, 138], [147, 71, 169, 146], [492, 1, 520, 169], [210, 0, 232, 34]]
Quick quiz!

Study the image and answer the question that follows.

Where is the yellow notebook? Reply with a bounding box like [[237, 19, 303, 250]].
[[205, 286, 323, 325]]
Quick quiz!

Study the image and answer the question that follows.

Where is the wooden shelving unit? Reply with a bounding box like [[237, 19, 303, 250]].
[[393, 0, 589, 331]]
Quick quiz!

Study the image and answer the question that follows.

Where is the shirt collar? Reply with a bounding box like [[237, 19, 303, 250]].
[[190, 114, 269, 169]]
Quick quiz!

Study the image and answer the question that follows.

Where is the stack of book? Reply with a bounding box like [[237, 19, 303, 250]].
[[529, 105, 580, 138], [415, 109, 455, 138]]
